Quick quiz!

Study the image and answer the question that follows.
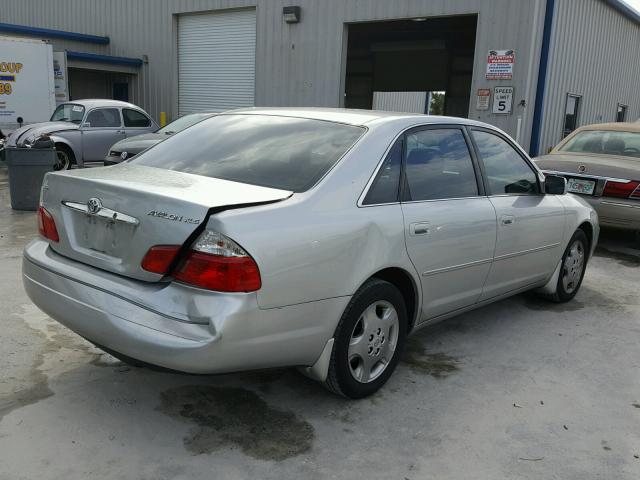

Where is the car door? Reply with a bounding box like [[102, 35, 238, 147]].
[[470, 128, 566, 300], [122, 108, 156, 138], [81, 107, 125, 161], [400, 126, 497, 321]]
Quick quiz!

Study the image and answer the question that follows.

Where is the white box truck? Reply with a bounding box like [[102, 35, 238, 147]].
[[0, 36, 56, 137]]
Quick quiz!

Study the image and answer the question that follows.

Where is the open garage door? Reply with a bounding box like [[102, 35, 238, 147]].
[[345, 16, 477, 117], [178, 9, 256, 115]]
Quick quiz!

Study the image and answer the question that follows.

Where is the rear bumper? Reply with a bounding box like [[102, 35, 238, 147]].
[[23, 239, 348, 374], [582, 196, 640, 231]]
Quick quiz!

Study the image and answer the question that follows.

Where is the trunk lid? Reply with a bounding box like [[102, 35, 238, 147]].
[[534, 153, 640, 181], [41, 164, 292, 281]]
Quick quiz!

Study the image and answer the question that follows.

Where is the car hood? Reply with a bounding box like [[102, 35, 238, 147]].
[[109, 133, 168, 154], [7, 121, 79, 147], [534, 153, 640, 180]]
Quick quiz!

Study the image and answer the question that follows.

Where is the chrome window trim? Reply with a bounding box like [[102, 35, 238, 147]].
[[358, 121, 498, 208]]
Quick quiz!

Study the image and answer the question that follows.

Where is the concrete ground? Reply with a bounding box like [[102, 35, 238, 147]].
[[0, 165, 639, 480]]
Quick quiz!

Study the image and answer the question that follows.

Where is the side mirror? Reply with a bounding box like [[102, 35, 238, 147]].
[[544, 174, 567, 195]]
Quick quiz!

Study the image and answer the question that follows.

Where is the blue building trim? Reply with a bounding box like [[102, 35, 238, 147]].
[[529, 0, 556, 157], [603, 0, 640, 25], [0, 22, 109, 45], [66, 51, 143, 68]]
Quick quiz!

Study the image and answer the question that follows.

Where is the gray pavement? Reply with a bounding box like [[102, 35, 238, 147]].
[[0, 166, 639, 479]]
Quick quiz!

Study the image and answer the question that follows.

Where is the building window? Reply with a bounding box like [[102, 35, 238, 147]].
[[616, 104, 628, 122], [563, 94, 581, 138]]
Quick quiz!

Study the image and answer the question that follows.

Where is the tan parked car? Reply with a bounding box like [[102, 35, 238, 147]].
[[534, 123, 640, 232]]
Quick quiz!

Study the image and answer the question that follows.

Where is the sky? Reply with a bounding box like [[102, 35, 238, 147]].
[[621, 0, 640, 13]]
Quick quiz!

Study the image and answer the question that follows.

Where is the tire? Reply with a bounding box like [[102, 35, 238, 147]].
[[54, 144, 75, 171], [547, 229, 589, 303], [325, 278, 408, 399]]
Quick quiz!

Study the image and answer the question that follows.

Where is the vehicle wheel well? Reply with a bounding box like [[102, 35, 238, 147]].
[[370, 267, 418, 332], [54, 142, 75, 158], [578, 222, 593, 251]]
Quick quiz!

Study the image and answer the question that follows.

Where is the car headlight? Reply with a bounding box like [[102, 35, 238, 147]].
[[21, 135, 37, 148]]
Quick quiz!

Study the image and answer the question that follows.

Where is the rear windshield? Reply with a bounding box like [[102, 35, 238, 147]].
[[130, 114, 365, 192], [50, 103, 85, 124], [559, 130, 640, 159]]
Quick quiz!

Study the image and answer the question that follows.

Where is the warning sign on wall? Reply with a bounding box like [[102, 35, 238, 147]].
[[486, 50, 514, 80], [476, 89, 491, 110]]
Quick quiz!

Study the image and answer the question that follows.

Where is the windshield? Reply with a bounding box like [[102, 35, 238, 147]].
[[50, 104, 85, 124], [157, 113, 212, 134], [131, 114, 365, 192], [559, 130, 640, 158]]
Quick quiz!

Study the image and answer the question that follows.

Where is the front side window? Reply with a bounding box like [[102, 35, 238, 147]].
[[131, 114, 365, 192], [123, 108, 151, 128], [559, 130, 640, 158], [363, 138, 402, 205], [403, 128, 478, 201], [85, 108, 121, 128], [50, 103, 85, 124], [563, 94, 581, 138], [473, 130, 540, 195]]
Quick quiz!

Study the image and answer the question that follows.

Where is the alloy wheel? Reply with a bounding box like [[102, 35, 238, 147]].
[[348, 300, 399, 383], [562, 239, 585, 294]]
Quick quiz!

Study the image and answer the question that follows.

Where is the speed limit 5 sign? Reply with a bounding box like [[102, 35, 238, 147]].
[[492, 86, 514, 114]]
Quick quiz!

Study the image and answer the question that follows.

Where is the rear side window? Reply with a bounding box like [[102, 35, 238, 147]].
[[363, 138, 402, 205], [85, 108, 121, 128], [131, 114, 365, 192], [404, 128, 478, 201], [123, 109, 151, 127], [472, 130, 540, 195]]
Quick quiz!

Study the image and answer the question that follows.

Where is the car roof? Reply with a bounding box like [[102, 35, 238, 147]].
[[61, 99, 143, 110], [571, 122, 640, 134], [226, 107, 489, 128]]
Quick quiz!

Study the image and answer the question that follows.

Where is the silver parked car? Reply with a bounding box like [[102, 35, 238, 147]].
[[5, 99, 158, 170], [104, 112, 214, 165], [23, 109, 598, 398], [534, 122, 640, 232]]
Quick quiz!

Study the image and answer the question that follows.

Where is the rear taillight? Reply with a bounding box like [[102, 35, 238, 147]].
[[141, 231, 261, 292], [37, 206, 59, 242], [602, 179, 640, 199], [141, 245, 181, 274]]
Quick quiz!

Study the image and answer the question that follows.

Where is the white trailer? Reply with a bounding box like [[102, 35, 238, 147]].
[[0, 36, 56, 135]]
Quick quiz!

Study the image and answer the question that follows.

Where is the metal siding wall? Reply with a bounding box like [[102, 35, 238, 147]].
[[540, 0, 640, 153], [0, 0, 546, 149]]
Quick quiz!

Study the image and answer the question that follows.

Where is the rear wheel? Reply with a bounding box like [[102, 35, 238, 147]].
[[54, 144, 75, 170], [325, 278, 407, 399], [549, 229, 589, 303]]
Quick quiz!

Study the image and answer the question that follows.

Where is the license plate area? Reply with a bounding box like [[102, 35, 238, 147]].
[[78, 214, 135, 256], [567, 178, 596, 195]]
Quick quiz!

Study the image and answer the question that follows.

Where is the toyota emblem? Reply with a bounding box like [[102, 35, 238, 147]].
[[87, 198, 102, 214], [120, 151, 128, 160], [578, 165, 586, 173]]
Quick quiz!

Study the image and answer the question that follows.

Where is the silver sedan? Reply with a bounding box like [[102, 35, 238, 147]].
[[6, 99, 158, 170], [23, 109, 598, 398]]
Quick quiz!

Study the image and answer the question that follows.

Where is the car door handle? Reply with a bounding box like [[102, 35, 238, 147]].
[[501, 215, 515, 226], [410, 222, 430, 236], [116, 130, 125, 134]]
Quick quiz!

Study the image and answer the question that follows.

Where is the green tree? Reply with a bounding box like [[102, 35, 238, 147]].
[[429, 92, 445, 115]]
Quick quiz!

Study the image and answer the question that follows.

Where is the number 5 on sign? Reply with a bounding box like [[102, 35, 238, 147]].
[[492, 86, 513, 114]]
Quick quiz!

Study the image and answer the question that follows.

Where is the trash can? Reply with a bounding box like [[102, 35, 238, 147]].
[[5, 147, 57, 211]]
